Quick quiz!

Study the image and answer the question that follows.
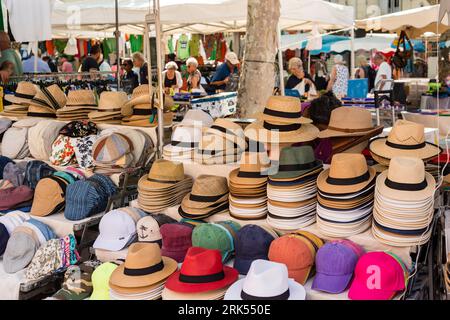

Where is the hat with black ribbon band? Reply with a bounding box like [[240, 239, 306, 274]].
[[171, 141, 198, 148], [210, 125, 239, 137], [384, 178, 428, 191], [134, 108, 157, 116], [263, 108, 302, 119], [189, 192, 228, 203], [326, 171, 370, 186], [14, 92, 35, 99], [277, 161, 320, 172], [241, 289, 290, 300], [263, 122, 301, 132], [179, 270, 225, 283], [27, 112, 56, 118], [326, 126, 375, 133], [374, 220, 430, 236], [385, 141, 426, 150], [41, 86, 60, 110], [147, 177, 182, 184], [123, 260, 164, 276], [237, 171, 267, 178]]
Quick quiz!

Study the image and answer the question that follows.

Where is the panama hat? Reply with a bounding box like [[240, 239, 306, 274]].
[[229, 151, 270, 186], [178, 109, 214, 128], [257, 96, 312, 125], [225, 259, 305, 300], [270, 146, 322, 180], [88, 91, 128, 121], [181, 175, 229, 210], [205, 118, 247, 151], [318, 107, 383, 139], [57, 90, 97, 118], [5, 81, 37, 105], [244, 120, 318, 144], [164, 125, 203, 155], [195, 134, 242, 161], [29, 84, 67, 111], [369, 120, 442, 161], [317, 154, 376, 195], [109, 243, 177, 289], [138, 159, 193, 191]]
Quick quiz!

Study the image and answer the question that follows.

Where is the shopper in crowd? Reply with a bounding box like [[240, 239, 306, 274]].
[[286, 57, 317, 97], [59, 57, 74, 73], [313, 53, 329, 91], [355, 55, 376, 92], [0, 31, 22, 81], [209, 52, 240, 91], [327, 54, 349, 99], [42, 56, 58, 73], [22, 50, 51, 74], [373, 52, 392, 91], [132, 52, 149, 85], [121, 59, 139, 93], [186, 57, 203, 92], [162, 61, 183, 93], [0, 61, 14, 79], [81, 45, 101, 72], [98, 53, 112, 73]]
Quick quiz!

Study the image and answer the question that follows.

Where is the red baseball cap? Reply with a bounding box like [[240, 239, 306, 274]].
[[165, 247, 238, 293]]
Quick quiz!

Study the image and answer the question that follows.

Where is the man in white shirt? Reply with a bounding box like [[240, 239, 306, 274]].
[[373, 53, 392, 91]]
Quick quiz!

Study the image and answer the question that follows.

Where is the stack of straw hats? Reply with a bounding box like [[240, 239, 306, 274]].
[[2, 82, 37, 117], [56, 90, 98, 120], [369, 120, 442, 166], [228, 151, 270, 220], [109, 243, 178, 300], [244, 96, 319, 144], [163, 110, 213, 161], [121, 85, 174, 127], [267, 146, 323, 231], [27, 84, 67, 118], [316, 153, 377, 237], [138, 159, 193, 212], [92, 133, 134, 175], [195, 118, 247, 165], [317, 107, 383, 161], [88, 91, 128, 124], [179, 175, 229, 220], [372, 157, 436, 247]]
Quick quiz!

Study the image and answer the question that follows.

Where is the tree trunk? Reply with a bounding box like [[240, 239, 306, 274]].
[[237, 0, 281, 118]]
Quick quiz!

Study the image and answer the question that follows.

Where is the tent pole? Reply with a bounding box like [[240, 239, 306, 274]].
[[277, 24, 285, 96], [115, 0, 120, 89], [154, 0, 165, 158], [350, 25, 355, 79]]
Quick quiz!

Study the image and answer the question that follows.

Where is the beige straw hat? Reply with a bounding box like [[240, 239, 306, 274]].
[[257, 96, 312, 124], [5, 81, 37, 105], [181, 175, 229, 210], [88, 91, 128, 120]]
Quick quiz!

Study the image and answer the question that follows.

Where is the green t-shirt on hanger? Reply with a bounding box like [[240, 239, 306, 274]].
[[130, 35, 143, 53], [177, 34, 190, 61]]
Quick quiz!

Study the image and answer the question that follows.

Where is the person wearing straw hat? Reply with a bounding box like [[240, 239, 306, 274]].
[[327, 55, 349, 99]]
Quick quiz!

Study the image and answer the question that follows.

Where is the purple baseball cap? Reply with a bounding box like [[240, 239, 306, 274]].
[[332, 239, 365, 258], [312, 242, 359, 294]]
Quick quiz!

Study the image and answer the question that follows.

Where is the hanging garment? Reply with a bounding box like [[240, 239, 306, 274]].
[[168, 35, 174, 55], [204, 35, 216, 59], [54, 39, 68, 55], [102, 38, 116, 60], [46, 41, 55, 56], [130, 35, 143, 53], [65, 37, 78, 56], [176, 34, 190, 61], [5, 0, 53, 42], [0, 1, 4, 32], [189, 34, 200, 58], [199, 40, 207, 62]]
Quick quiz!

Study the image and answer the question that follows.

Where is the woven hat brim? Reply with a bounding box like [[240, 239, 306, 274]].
[[369, 137, 442, 161], [244, 122, 319, 143], [88, 111, 122, 119], [181, 192, 229, 209], [4, 104, 29, 111], [318, 125, 383, 139], [269, 162, 323, 180], [138, 175, 193, 191], [317, 167, 376, 195], [59, 106, 98, 112], [228, 168, 268, 186], [375, 171, 435, 202], [4, 95, 33, 105], [257, 113, 313, 124]]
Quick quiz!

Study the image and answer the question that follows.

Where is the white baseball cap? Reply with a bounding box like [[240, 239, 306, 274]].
[[136, 216, 162, 243], [225, 52, 239, 65], [93, 209, 137, 251]]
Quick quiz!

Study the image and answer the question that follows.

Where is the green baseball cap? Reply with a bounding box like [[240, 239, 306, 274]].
[[270, 146, 322, 179], [89, 262, 118, 300], [192, 223, 235, 263]]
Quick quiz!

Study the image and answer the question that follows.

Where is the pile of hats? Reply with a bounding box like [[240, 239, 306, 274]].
[[0, 211, 29, 256], [179, 175, 229, 220], [50, 121, 99, 167], [228, 151, 270, 220], [268, 231, 324, 285], [137, 159, 193, 212], [163, 110, 213, 161], [109, 243, 178, 300], [372, 157, 436, 247], [224, 259, 306, 300], [192, 221, 241, 263], [1, 118, 41, 159], [160, 222, 193, 263], [0, 183, 34, 212], [312, 240, 365, 294], [92, 132, 134, 174], [316, 153, 376, 238], [121, 85, 174, 127], [267, 146, 323, 231], [56, 90, 98, 121], [88, 91, 128, 124], [194, 118, 247, 165], [244, 95, 319, 146], [64, 174, 117, 221], [369, 120, 442, 167], [23, 160, 57, 190], [316, 107, 384, 164], [348, 251, 409, 300], [162, 247, 238, 300], [233, 224, 278, 275], [27, 84, 67, 118], [2, 81, 37, 117], [28, 120, 66, 161], [3, 218, 55, 274]]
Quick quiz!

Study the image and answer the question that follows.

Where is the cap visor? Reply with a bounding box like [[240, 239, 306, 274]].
[[312, 272, 353, 294], [93, 234, 134, 251], [348, 278, 396, 300]]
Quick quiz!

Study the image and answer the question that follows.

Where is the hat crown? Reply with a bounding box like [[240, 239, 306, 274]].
[[180, 247, 224, 277], [387, 156, 425, 184], [269, 236, 314, 270], [15, 81, 37, 96], [328, 107, 372, 130], [199, 134, 237, 151], [98, 91, 128, 110], [124, 243, 163, 270], [137, 216, 161, 242], [32, 84, 67, 109], [242, 260, 289, 297], [131, 84, 151, 99], [148, 159, 185, 182], [387, 120, 425, 145], [93, 133, 132, 162], [239, 151, 270, 173], [172, 126, 202, 143], [181, 110, 214, 127], [192, 223, 232, 253], [329, 154, 368, 179], [279, 146, 315, 166], [236, 225, 274, 259], [99, 210, 136, 238], [66, 90, 96, 106], [191, 175, 228, 197], [316, 243, 358, 276], [160, 223, 192, 248], [265, 96, 301, 115]]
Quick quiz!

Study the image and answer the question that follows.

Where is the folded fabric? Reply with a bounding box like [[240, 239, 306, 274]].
[[0, 186, 34, 211]]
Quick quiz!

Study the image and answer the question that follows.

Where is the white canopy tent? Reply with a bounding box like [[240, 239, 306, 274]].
[[330, 34, 398, 54]]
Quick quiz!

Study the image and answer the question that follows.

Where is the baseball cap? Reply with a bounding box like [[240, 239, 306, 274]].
[[93, 209, 137, 251], [332, 239, 365, 258], [160, 223, 192, 263], [90, 262, 118, 300], [233, 225, 275, 275], [312, 242, 359, 293], [348, 251, 407, 300], [225, 52, 239, 65], [136, 216, 162, 245], [3, 228, 40, 273], [192, 223, 235, 263]]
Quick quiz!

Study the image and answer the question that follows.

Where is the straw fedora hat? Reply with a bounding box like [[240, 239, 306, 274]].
[[109, 243, 178, 289], [317, 153, 376, 195], [27, 104, 57, 118], [196, 134, 241, 158], [205, 118, 247, 151], [375, 156, 435, 202], [244, 120, 319, 144], [29, 84, 67, 110], [125, 85, 174, 110], [60, 90, 97, 110], [270, 146, 322, 180], [229, 151, 270, 186], [257, 96, 312, 125], [318, 107, 383, 138], [181, 175, 229, 210], [369, 120, 442, 161], [5, 81, 37, 105], [138, 159, 192, 191], [88, 91, 128, 120]]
